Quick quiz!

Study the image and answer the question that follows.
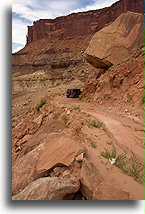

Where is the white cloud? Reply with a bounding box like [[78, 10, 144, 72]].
[[12, 0, 79, 21], [12, 18, 28, 45], [49, 0, 79, 12], [70, 0, 118, 13]]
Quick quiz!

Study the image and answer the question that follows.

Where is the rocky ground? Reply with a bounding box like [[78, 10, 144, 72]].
[[12, 50, 144, 200]]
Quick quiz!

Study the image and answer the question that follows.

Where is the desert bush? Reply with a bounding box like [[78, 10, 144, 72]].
[[61, 114, 69, 124], [35, 99, 46, 111], [87, 119, 103, 128], [73, 106, 81, 112]]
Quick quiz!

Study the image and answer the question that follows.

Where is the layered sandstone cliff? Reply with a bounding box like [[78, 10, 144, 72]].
[[26, 0, 143, 44]]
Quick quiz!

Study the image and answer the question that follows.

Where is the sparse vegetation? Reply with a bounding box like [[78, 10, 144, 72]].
[[128, 152, 144, 182], [61, 114, 69, 124], [103, 94, 111, 100], [106, 141, 113, 145], [101, 147, 143, 183], [35, 99, 47, 111], [87, 118, 103, 128], [90, 142, 97, 149], [82, 112, 91, 117], [127, 93, 133, 102], [115, 152, 128, 173], [73, 106, 81, 112], [101, 146, 117, 159]]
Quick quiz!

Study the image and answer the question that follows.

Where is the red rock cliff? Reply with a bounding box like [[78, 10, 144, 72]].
[[26, 0, 143, 44]]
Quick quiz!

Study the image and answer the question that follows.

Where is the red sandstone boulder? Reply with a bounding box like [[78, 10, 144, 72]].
[[85, 12, 143, 68], [36, 136, 85, 173], [12, 177, 80, 200]]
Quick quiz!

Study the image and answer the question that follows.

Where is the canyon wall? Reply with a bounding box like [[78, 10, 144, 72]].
[[26, 0, 143, 44]]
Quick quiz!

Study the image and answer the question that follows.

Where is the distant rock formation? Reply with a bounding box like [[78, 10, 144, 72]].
[[85, 12, 143, 68], [26, 0, 143, 44]]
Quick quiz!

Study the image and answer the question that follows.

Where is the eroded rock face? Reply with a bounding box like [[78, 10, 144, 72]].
[[26, 0, 143, 44], [85, 12, 143, 68], [80, 158, 103, 200], [12, 143, 46, 195], [84, 54, 113, 69], [36, 136, 85, 173], [12, 177, 80, 200]]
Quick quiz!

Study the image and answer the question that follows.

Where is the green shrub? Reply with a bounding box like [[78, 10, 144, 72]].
[[87, 119, 103, 128], [73, 106, 81, 112], [61, 114, 69, 124], [35, 99, 46, 111], [90, 142, 97, 149], [101, 147, 117, 159]]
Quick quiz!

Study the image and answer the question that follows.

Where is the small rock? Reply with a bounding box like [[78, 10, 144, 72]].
[[33, 115, 43, 127], [75, 153, 84, 162], [62, 170, 70, 178], [109, 157, 117, 165], [49, 170, 55, 177], [15, 146, 22, 152], [66, 110, 71, 115], [22, 134, 32, 142], [124, 109, 128, 113], [17, 131, 26, 140], [53, 167, 64, 176]]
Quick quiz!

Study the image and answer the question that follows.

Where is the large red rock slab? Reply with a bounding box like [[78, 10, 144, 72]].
[[37, 136, 85, 173], [12, 143, 46, 195], [12, 177, 80, 200], [85, 12, 143, 68]]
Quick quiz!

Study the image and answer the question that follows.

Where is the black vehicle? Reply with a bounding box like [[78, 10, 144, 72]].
[[66, 89, 82, 98]]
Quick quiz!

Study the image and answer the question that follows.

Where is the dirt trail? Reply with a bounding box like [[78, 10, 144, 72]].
[[52, 95, 143, 199], [54, 96, 143, 160]]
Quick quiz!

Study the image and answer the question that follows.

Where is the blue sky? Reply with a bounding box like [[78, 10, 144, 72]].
[[12, 0, 118, 53]]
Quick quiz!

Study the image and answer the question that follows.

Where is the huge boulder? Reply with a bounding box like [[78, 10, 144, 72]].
[[85, 12, 143, 69], [12, 177, 80, 200], [37, 136, 85, 173]]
